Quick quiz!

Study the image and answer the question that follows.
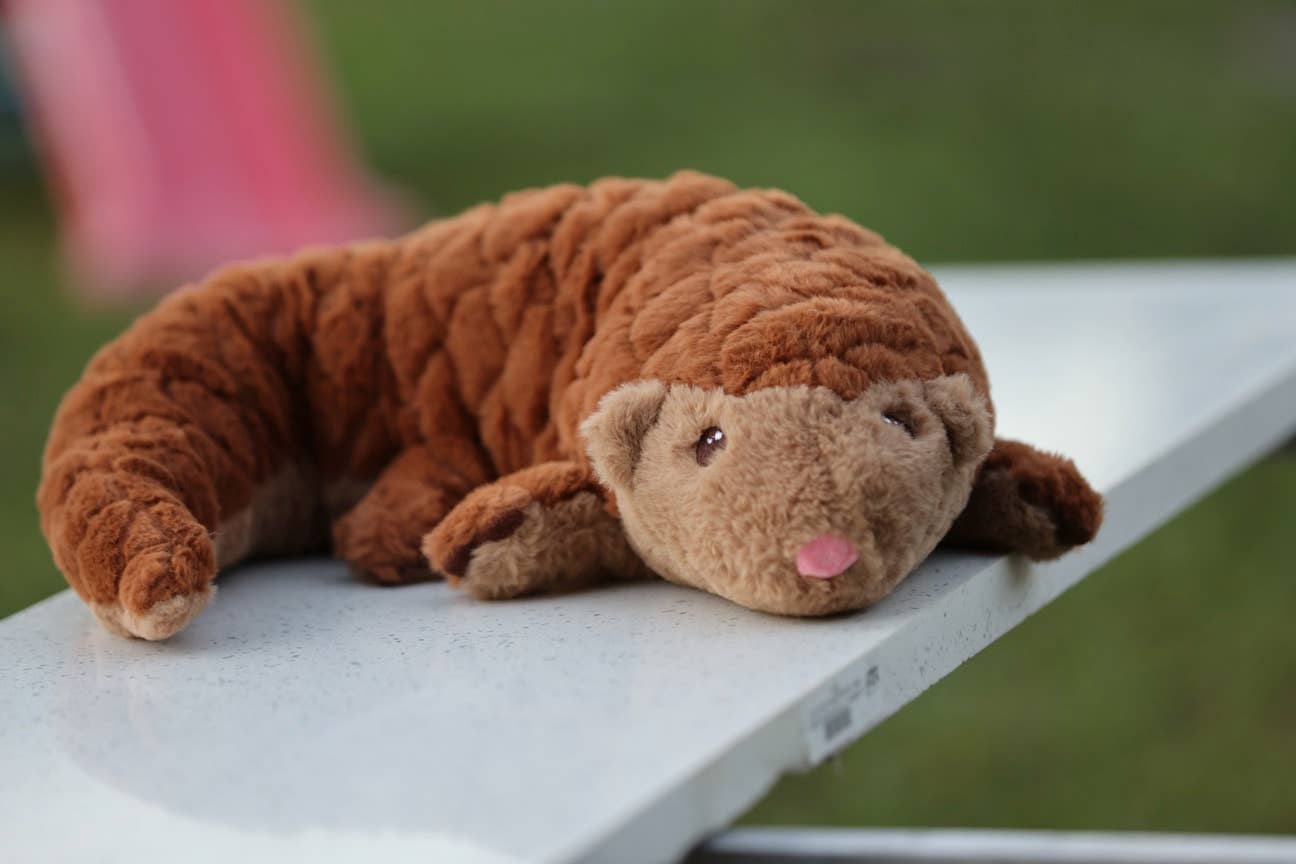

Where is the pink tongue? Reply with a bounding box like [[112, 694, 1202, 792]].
[[796, 534, 858, 579]]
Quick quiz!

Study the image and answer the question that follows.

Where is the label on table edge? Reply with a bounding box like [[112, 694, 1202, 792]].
[[799, 665, 878, 764]]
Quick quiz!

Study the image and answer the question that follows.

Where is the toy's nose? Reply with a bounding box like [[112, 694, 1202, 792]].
[[796, 533, 858, 579]]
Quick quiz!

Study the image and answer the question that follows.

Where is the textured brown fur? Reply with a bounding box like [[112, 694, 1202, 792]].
[[37, 171, 1102, 639]]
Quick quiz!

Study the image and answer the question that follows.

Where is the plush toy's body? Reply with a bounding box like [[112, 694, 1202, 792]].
[[38, 172, 1101, 640]]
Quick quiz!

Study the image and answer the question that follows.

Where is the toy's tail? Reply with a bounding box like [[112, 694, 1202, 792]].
[[37, 242, 396, 639]]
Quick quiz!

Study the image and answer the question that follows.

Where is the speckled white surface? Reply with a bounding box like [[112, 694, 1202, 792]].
[[3, 261, 1295, 864]]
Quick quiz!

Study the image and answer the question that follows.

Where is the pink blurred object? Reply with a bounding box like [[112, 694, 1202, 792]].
[[5, 0, 403, 299]]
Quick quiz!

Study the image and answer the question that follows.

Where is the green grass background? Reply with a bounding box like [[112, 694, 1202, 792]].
[[2, 0, 1293, 832]]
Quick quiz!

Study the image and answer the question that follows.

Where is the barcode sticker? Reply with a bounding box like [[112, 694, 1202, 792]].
[[800, 665, 878, 763], [822, 706, 852, 741]]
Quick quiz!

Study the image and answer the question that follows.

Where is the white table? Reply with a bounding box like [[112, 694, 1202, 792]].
[[4, 261, 1295, 864]]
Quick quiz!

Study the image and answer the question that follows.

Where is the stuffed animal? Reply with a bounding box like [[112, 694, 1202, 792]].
[[37, 172, 1102, 640]]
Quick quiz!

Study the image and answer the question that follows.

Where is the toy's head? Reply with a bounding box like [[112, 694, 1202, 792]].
[[580, 373, 992, 615]]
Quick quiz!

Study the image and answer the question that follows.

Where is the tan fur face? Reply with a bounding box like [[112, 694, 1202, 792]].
[[580, 375, 993, 616]]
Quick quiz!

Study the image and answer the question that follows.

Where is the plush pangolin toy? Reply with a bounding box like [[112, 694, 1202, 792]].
[[38, 172, 1102, 640]]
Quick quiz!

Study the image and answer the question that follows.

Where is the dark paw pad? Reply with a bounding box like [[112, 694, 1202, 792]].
[[441, 509, 527, 578], [1017, 465, 1102, 551]]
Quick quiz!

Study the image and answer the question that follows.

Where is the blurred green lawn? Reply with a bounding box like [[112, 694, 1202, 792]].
[[2, 0, 1293, 833]]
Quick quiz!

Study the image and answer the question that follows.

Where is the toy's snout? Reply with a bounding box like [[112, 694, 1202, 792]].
[[796, 533, 858, 579]]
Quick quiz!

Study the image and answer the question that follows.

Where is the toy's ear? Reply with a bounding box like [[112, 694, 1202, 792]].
[[923, 374, 994, 469], [580, 380, 669, 490], [946, 438, 1103, 560]]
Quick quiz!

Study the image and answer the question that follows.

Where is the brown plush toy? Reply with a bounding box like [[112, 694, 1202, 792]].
[[37, 172, 1102, 640]]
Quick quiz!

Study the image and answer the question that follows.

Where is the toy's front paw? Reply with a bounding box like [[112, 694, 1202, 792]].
[[1012, 457, 1103, 552], [423, 484, 533, 589], [949, 438, 1102, 561], [424, 476, 644, 600]]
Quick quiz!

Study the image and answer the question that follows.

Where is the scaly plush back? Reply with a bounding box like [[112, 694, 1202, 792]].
[[38, 172, 1101, 639]]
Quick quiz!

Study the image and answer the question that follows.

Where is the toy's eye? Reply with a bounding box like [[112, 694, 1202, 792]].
[[882, 412, 916, 438], [695, 426, 726, 466]]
